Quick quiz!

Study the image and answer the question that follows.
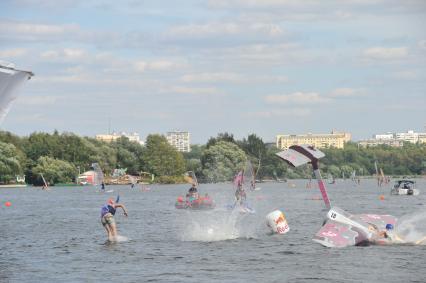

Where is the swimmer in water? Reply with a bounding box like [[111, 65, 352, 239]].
[[100, 198, 128, 241], [369, 223, 396, 244]]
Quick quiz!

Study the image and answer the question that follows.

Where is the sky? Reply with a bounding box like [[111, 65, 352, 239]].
[[0, 0, 425, 144]]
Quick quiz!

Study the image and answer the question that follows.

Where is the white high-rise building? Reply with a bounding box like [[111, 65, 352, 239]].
[[166, 131, 191, 152]]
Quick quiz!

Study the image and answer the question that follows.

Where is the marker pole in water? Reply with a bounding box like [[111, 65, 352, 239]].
[[312, 161, 331, 210], [276, 145, 331, 209]]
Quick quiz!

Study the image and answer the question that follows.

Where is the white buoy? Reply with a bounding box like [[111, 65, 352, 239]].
[[266, 210, 290, 234]]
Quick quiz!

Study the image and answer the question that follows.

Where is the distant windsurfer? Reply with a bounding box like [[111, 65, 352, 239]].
[[250, 179, 255, 191], [100, 198, 128, 241]]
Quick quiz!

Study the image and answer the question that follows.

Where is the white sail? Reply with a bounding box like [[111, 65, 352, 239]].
[[184, 171, 198, 187], [0, 62, 33, 124], [91, 163, 104, 186], [129, 175, 137, 185], [40, 173, 48, 188], [242, 160, 255, 191]]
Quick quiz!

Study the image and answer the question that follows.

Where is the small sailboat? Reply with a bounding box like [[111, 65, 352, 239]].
[[327, 174, 335, 184], [92, 163, 111, 192], [244, 160, 259, 191]]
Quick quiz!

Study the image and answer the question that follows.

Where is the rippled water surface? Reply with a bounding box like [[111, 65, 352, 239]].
[[1, 179, 426, 282]]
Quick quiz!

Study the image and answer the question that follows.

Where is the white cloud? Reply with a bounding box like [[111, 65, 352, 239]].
[[11, 0, 80, 9], [390, 71, 419, 80], [16, 95, 57, 105], [363, 47, 408, 60], [167, 22, 284, 39], [34, 75, 92, 84], [249, 23, 284, 36], [199, 42, 315, 67], [40, 50, 59, 59], [148, 60, 178, 71], [265, 92, 330, 104], [208, 0, 316, 9], [329, 88, 364, 97], [180, 72, 289, 84], [161, 86, 220, 96], [134, 59, 183, 72], [0, 48, 27, 58], [249, 108, 311, 118], [0, 20, 120, 47], [0, 21, 80, 39], [181, 72, 244, 83], [169, 23, 240, 37], [40, 48, 87, 61], [134, 61, 147, 72], [63, 48, 86, 59], [418, 40, 426, 50]]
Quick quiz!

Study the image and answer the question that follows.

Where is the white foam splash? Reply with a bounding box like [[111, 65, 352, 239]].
[[395, 210, 426, 245], [109, 235, 129, 243], [180, 211, 245, 242]]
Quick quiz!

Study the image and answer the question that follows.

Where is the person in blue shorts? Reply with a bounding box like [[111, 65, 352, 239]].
[[100, 198, 128, 241]]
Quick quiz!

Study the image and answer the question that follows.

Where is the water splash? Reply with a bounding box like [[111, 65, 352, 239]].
[[106, 235, 129, 243], [395, 210, 426, 245], [179, 210, 252, 242]]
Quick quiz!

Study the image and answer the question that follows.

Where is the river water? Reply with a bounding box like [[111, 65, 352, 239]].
[[1, 179, 425, 282]]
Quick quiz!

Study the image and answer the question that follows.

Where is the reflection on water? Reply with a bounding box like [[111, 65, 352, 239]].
[[1, 179, 425, 282]]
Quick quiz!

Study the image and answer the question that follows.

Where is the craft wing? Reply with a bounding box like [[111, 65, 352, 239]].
[[313, 220, 366, 248], [0, 63, 33, 124]]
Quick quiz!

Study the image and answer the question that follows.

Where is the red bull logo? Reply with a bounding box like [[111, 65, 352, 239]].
[[275, 213, 286, 224]]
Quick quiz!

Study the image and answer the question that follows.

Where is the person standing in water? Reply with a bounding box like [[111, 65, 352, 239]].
[[101, 182, 105, 191], [100, 198, 128, 241]]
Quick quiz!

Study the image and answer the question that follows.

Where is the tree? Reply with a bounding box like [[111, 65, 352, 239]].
[[142, 134, 186, 176], [327, 165, 341, 178], [0, 142, 24, 183], [32, 156, 77, 185], [201, 141, 247, 182], [206, 132, 236, 148], [111, 136, 144, 175], [239, 134, 267, 178]]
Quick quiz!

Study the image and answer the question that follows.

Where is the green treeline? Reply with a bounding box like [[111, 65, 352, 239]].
[[0, 130, 425, 185]]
